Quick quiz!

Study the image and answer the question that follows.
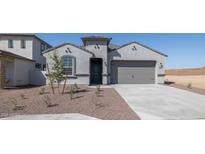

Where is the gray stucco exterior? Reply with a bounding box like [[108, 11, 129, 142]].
[[43, 37, 167, 85], [84, 40, 109, 84], [109, 42, 167, 84], [43, 43, 93, 84]]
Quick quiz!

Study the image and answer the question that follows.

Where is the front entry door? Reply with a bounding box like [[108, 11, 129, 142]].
[[90, 58, 102, 85]]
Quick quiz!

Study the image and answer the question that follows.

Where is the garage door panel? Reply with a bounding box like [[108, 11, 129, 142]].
[[111, 61, 156, 84]]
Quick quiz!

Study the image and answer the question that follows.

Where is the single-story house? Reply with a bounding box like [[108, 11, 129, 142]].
[[43, 36, 168, 85]]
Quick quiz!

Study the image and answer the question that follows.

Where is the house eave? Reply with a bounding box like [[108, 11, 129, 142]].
[[0, 49, 35, 62]]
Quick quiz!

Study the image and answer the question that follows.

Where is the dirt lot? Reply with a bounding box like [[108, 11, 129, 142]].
[[165, 75, 205, 90], [166, 83, 205, 95], [0, 85, 139, 120], [165, 68, 205, 90], [166, 68, 205, 75]]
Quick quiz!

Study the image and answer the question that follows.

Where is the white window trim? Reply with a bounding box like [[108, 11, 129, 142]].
[[62, 56, 76, 77]]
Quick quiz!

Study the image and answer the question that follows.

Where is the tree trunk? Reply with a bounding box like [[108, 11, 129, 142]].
[[47, 64, 55, 94], [62, 77, 67, 95], [57, 82, 60, 94]]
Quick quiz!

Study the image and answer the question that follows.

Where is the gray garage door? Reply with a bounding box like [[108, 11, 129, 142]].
[[111, 61, 156, 84]]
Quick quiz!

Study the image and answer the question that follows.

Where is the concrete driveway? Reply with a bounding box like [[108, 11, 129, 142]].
[[1, 113, 99, 120], [113, 84, 205, 120]]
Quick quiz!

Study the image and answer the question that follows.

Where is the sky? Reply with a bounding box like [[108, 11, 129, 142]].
[[36, 33, 205, 69]]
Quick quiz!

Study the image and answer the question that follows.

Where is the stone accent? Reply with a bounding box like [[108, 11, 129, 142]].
[[0, 60, 6, 88]]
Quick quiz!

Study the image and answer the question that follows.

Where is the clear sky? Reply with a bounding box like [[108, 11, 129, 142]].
[[35, 33, 205, 69]]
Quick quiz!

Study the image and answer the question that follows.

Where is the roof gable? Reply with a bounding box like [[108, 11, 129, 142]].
[[42, 43, 94, 56], [116, 41, 168, 57]]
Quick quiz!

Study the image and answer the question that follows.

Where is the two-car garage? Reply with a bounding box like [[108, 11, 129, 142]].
[[111, 61, 156, 84]]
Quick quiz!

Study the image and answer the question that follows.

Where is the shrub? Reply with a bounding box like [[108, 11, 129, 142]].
[[187, 83, 192, 89], [43, 95, 52, 107], [91, 95, 105, 109], [39, 87, 46, 95], [95, 85, 101, 97], [43, 95, 58, 107], [10, 97, 17, 107], [10, 97, 25, 111], [20, 93, 26, 99]]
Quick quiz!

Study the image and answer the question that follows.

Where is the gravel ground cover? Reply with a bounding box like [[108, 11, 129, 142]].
[[0, 85, 140, 120]]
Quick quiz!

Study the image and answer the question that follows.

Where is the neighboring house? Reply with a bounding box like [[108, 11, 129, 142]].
[[43, 36, 167, 85], [0, 34, 52, 70], [0, 34, 52, 88]]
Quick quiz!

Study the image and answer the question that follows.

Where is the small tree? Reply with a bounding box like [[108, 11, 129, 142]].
[[50, 51, 65, 93]]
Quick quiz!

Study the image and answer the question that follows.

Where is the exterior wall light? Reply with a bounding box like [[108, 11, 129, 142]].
[[104, 61, 107, 66], [159, 63, 163, 69]]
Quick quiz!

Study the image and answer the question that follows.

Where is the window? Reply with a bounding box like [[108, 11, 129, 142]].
[[21, 40, 26, 48], [35, 63, 41, 69], [41, 43, 45, 51], [43, 64, 46, 71], [62, 56, 75, 76], [8, 40, 13, 48]]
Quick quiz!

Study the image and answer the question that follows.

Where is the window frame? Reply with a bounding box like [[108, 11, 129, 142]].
[[8, 40, 14, 48], [35, 63, 41, 69], [41, 43, 45, 51], [61, 55, 75, 76]]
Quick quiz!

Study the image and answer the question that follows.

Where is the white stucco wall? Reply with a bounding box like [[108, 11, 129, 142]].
[[109, 42, 167, 84], [43, 44, 93, 85], [0, 35, 49, 71], [5, 61, 14, 86], [13, 59, 35, 86], [0, 35, 33, 59]]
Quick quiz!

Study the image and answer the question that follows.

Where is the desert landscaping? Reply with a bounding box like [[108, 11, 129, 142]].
[[0, 85, 140, 120]]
